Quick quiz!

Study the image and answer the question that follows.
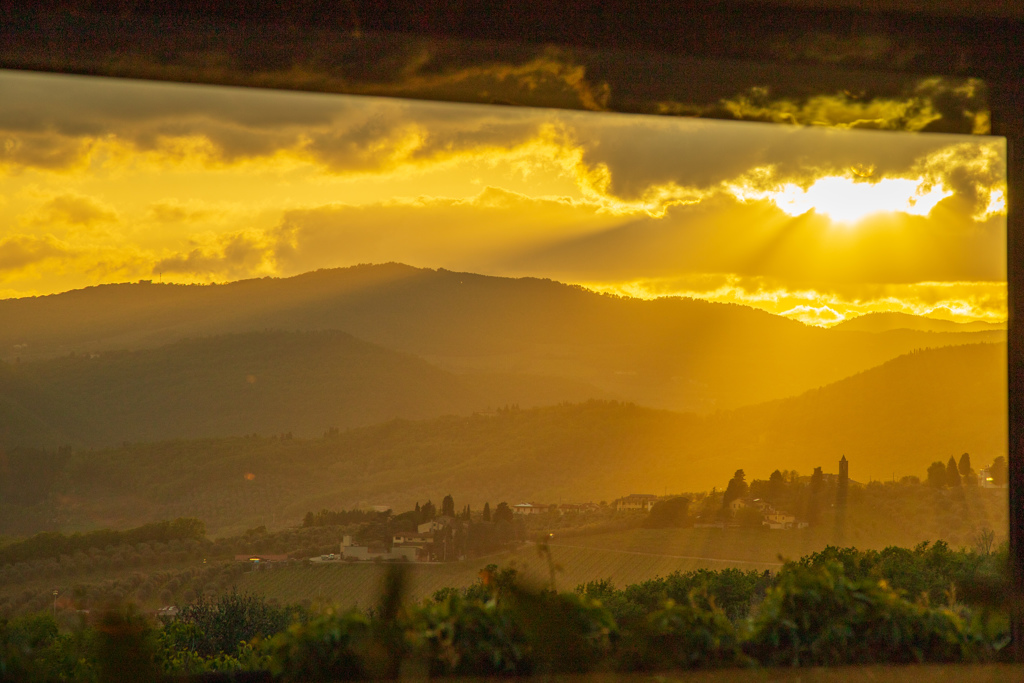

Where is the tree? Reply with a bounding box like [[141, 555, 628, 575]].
[[482, 502, 491, 522], [493, 502, 514, 524], [807, 467, 824, 524], [421, 500, 436, 520], [927, 461, 947, 488], [722, 470, 748, 508], [644, 497, 690, 528], [990, 456, 1008, 486], [767, 470, 785, 504], [945, 456, 961, 487], [958, 453, 978, 486], [441, 494, 456, 518]]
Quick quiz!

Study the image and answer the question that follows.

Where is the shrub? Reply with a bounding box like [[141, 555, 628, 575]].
[[619, 597, 749, 671], [747, 560, 979, 666], [264, 609, 372, 682], [405, 595, 529, 676]]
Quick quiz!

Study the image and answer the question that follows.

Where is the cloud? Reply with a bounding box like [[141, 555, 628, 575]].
[[708, 78, 988, 133], [153, 231, 277, 278], [147, 200, 219, 224], [23, 193, 119, 229], [779, 304, 846, 326], [270, 185, 623, 276], [0, 234, 71, 273], [583, 274, 1006, 326], [912, 141, 1006, 221]]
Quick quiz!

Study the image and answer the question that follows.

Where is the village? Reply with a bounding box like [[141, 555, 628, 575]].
[[231, 454, 1007, 568]]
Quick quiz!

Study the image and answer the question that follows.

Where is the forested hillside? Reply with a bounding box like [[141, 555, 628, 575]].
[[832, 311, 1006, 333], [0, 330, 604, 447], [2, 343, 1004, 536], [0, 265, 1004, 412]]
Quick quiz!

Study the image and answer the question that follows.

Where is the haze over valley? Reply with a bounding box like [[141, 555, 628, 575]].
[[0, 265, 1007, 537]]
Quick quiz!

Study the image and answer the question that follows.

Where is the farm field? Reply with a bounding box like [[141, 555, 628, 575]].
[[238, 528, 799, 607], [239, 521, 1008, 608]]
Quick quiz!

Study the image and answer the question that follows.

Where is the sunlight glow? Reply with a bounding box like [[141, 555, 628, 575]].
[[732, 175, 952, 224]]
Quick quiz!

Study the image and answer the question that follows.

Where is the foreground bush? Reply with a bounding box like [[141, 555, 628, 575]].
[[1, 553, 1011, 679], [619, 597, 749, 671], [747, 560, 983, 666]]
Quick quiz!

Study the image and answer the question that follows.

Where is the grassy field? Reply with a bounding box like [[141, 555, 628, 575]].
[[236, 527, 855, 607], [239, 520, 1011, 608]]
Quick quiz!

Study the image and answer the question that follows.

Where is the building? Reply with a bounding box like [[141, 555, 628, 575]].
[[418, 519, 445, 533], [512, 503, 546, 515], [764, 512, 797, 530], [616, 494, 658, 512]]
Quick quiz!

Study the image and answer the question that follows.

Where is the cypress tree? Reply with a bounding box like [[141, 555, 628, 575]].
[[946, 456, 962, 487]]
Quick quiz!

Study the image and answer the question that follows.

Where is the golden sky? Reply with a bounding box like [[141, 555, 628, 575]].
[[0, 68, 1007, 325]]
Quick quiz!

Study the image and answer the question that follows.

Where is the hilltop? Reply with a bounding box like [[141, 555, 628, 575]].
[[0, 265, 1004, 413], [832, 311, 1006, 334]]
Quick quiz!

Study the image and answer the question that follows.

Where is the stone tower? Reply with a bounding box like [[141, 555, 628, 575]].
[[837, 455, 849, 507]]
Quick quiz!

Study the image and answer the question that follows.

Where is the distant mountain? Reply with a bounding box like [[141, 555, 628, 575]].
[[5, 343, 1003, 535], [0, 265, 1005, 413], [832, 311, 1006, 333], [0, 330, 606, 448]]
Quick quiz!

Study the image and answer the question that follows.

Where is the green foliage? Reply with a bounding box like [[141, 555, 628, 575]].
[[0, 518, 206, 567], [405, 594, 529, 676], [302, 508, 386, 528], [643, 497, 690, 528], [94, 606, 160, 683], [167, 590, 293, 658], [619, 568, 771, 622], [620, 597, 749, 670], [0, 612, 96, 683], [747, 560, 980, 666], [510, 589, 618, 674], [265, 608, 373, 681], [799, 541, 998, 606]]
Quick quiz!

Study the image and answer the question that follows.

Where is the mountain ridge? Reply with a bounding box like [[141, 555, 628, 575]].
[[0, 264, 1005, 413]]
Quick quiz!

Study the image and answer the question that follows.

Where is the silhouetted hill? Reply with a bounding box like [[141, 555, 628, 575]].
[[0, 265, 1005, 412], [4, 343, 1003, 535], [0, 330, 605, 447], [832, 311, 1006, 333]]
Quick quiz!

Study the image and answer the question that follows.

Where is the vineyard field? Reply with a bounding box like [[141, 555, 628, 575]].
[[237, 528, 793, 607]]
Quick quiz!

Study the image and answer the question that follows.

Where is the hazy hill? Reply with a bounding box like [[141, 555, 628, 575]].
[[0, 330, 605, 448], [0, 265, 1005, 412], [5, 342, 1003, 535], [832, 311, 1006, 333]]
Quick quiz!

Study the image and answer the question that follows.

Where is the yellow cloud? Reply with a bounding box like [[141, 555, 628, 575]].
[[147, 200, 222, 224], [582, 275, 1006, 327], [0, 234, 71, 273], [21, 193, 119, 229], [152, 230, 278, 279]]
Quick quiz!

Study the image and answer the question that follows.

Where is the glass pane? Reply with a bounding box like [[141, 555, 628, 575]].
[[0, 67, 1007, 610]]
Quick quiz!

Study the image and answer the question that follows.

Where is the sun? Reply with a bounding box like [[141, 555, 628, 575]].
[[761, 175, 952, 224]]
